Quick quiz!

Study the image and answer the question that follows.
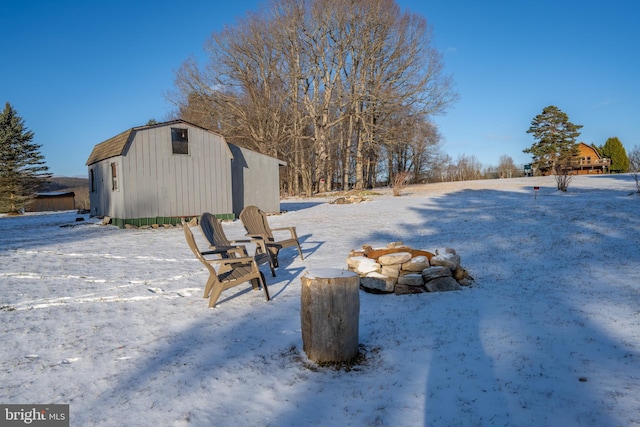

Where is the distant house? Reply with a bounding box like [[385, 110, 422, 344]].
[[86, 120, 284, 227], [572, 142, 610, 175], [26, 192, 75, 212]]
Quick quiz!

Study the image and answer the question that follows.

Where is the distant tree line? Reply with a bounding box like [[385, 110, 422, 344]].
[[169, 0, 457, 195]]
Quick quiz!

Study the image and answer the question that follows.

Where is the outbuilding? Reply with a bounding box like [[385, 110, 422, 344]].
[[26, 192, 76, 212], [86, 120, 284, 227]]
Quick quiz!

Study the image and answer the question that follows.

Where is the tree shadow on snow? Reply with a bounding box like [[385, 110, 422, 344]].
[[280, 200, 326, 212], [0, 211, 112, 253], [394, 188, 640, 426], [75, 185, 639, 426]]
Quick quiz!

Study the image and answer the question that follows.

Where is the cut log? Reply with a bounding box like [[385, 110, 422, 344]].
[[300, 269, 360, 363]]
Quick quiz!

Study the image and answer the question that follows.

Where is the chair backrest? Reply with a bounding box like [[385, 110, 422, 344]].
[[200, 212, 231, 247], [182, 220, 215, 272], [239, 206, 273, 240]]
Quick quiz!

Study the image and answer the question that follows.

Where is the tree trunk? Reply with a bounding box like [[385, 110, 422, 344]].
[[300, 269, 360, 363]]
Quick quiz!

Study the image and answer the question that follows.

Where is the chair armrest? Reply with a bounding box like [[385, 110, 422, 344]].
[[205, 245, 248, 256], [246, 233, 269, 240], [250, 237, 270, 254], [219, 256, 256, 264], [271, 226, 298, 239], [218, 257, 261, 273], [200, 249, 228, 256], [228, 239, 252, 244], [206, 256, 257, 267]]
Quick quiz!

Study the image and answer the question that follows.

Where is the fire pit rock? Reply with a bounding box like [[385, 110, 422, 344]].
[[346, 243, 473, 295]]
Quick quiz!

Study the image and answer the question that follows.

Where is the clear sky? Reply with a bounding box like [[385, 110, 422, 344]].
[[1, 0, 638, 177]]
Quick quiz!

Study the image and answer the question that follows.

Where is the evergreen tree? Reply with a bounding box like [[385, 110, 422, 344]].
[[601, 137, 629, 173], [0, 102, 50, 214], [524, 105, 583, 176]]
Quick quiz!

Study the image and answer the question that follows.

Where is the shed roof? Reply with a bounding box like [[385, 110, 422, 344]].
[[228, 143, 287, 167], [86, 128, 132, 166], [34, 192, 76, 198], [85, 120, 223, 166]]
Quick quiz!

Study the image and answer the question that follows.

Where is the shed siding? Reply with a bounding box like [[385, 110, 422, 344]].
[[230, 144, 282, 214], [111, 158, 126, 218], [115, 124, 232, 219], [89, 157, 125, 218]]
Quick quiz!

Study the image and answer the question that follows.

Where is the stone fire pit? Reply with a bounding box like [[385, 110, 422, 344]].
[[346, 242, 474, 295]]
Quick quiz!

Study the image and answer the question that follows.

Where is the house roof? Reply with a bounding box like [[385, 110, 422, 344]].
[[85, 120, 220, 166], [577, 142, 602, 159]]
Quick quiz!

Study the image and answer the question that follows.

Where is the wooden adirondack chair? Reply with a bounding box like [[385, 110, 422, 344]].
[[199, 212, 275, 277], [182, 219, 269, 308], [239, 205, 304, 268]]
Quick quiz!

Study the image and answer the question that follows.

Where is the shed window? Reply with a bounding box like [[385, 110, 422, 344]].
[[111, 162, 118, 191], [171, 128, 189, 154]]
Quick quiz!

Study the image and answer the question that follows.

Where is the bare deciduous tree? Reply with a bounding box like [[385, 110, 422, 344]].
[[628, 146, 640, 194], [554, 164, 573, 192], [168, 0, 456, 196], [498, 155, 516, 178], [392, 171, 410, 196]]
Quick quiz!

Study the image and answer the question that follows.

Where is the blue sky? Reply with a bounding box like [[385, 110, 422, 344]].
[[1, 0, 638, 177]]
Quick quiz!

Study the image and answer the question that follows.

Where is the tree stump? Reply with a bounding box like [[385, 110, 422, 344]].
[[300, 268, 360, 363]]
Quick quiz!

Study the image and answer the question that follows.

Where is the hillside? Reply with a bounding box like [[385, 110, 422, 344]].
[[41, 176, 90, 210], [1, 174, 638, 426]]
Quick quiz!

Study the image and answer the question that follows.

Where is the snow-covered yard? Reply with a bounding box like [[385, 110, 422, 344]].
[[1, 175, 639, 426]]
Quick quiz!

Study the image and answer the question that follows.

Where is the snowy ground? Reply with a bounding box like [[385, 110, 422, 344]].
[[1, 175, 639, 426]]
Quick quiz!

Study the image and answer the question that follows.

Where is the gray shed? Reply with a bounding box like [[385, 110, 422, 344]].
[[86, 120, 283, 227]]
